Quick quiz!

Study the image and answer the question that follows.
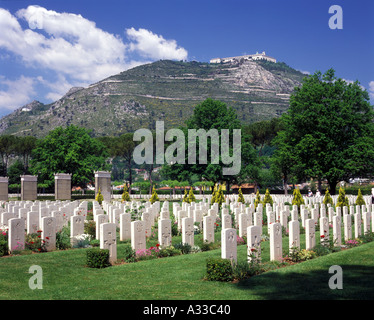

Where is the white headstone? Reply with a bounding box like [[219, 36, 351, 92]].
[[9, 218, 25, 252], [100, 222, 117, 264], [221, 228, 237, 263], [158, 219, 172, 247], [131, 220, 146, 252], [305, 219, 315, 250], [182, 217, 194, 246], [289, 220, 300, 252], [42, 216, 56, 251], [247, 225, 261, 263], [203, 215, 214, 244], [333, 215, 341, 247], [119, 213, 131, 241], [269, 222, 282, 262]]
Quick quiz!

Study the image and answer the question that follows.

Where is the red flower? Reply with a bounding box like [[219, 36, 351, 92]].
[[320, 235, 325, 238], [37, 235, 41, 238], [37, 230, 42, 233], [156, 243, 160, 247], [251, 248, 256, 252], [46, 237, 49, 240], [37, 248, 41, 252]]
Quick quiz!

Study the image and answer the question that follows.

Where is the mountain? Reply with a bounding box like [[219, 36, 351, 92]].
[[0, 59, 306, 137]]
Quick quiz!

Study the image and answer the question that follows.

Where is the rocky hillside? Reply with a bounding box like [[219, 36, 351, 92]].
[[0, 59, 306, 137]]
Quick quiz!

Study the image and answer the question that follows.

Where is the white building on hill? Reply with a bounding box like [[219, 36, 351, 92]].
[[210, 51, 276, 64]]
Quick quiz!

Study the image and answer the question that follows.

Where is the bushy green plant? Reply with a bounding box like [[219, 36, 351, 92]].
[[231, 260, 262, 280], [188, 187, 196, 203], [336, 186, 349, 207], [213, 185, 225, 208], [205, 258, 233, 282], [122, 184, 131, 202], [95, 188, 104, 205], [150, 186, 159, 204], [84, 220, 96, 239], [0, 230, 8, 257], [237, 187, 245, 204], [123, 244, 136, 263], [157, 246, 182, 258], [25, 231, 47, 253], [174, 242, 192, 254], [86, 248, 111, 268], [292, 188, 305, 208], [183, 188, 189, 203], [355, 188, 365, 206], [358, 231, 374, 243], [262, 188, 273, 206], [323, 189, 333, 206], [254, 190, 261, 209], [56, 226, 71, 250]]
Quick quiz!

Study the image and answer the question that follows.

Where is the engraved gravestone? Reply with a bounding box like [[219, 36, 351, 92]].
[[221, 228, 237, 263], [100, 222, 117, 264]]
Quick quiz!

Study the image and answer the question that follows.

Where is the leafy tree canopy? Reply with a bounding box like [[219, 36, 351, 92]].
[[30, 125, 109, 188]]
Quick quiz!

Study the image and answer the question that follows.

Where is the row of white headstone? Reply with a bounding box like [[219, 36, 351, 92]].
[[1, 199, 91, 253], [220, 201, 374, 264]]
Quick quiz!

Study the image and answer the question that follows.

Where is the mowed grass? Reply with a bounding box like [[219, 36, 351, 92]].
[[1, 227, 373, 300]]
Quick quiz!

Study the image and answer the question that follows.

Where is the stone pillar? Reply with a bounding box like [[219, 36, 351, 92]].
[[95, 171, 111, 202], [0, 177, 8, 201], [54, 173, 72, 200], [21, 175, 37, 201]]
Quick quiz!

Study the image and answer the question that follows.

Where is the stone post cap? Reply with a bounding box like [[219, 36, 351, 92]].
[[94, 171, 111, 178], [54, 173, 72, 179], [20, 175, 37, 182], [0, 177, 8, 182]]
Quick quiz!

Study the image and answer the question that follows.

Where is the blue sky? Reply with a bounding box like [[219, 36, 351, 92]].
[[0, 0, 373, 117]]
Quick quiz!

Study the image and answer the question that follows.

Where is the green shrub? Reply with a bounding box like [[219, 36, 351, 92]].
[[84, 220, 96, 239], [237, 187, 245, 204], [86, 248, 111, 268], [336, 187, 349, 207], [292, 188, 305, 208], [206, 258, 233, 282], [123, 244, 136, 263], [56, 226, 71, 250], [355, 189, 366, 206], [0, 239, 8, 257], [254, 190, 261, 209], [174, 242, 192, 254], [90, 239, 100, 247], [323, 189, 333, 206], [157, 246, 182, 258], [262, 188, 273, 206]]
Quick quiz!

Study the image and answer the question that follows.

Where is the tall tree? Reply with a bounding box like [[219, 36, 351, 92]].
[[30, 125, 109, 189], [14, 136, 37, 173], [111, 133, 136, 193], [0, 135, 17, 176], [273, 69, 374, 194]]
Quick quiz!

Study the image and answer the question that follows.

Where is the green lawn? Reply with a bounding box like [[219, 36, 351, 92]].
[[1, 228, 373, 300]]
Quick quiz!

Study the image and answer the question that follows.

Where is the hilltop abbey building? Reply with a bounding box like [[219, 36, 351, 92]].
[[210, 51, 276, 64]]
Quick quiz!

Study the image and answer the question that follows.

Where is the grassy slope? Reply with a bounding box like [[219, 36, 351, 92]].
[[1, 229, 373, 300]]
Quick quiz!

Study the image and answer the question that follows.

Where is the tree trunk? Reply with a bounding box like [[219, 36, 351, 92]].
[[127, 158, 133, 194], [328, 179, 338, 195], [283, 175, 288, 195]]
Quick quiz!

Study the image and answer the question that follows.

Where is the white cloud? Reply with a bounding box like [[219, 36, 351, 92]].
[[126, 27, 188, 61], [369, 81, 374, 100], [0, 76, 36, 112], [0, 6, 189, 105]]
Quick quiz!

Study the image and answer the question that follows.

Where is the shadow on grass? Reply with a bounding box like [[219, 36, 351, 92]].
[[234, 264, 374, 300]]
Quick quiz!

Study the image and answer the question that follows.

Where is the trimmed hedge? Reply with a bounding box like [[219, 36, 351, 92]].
[[86, 248, 111, 268], [205, 258, 233, 282]]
